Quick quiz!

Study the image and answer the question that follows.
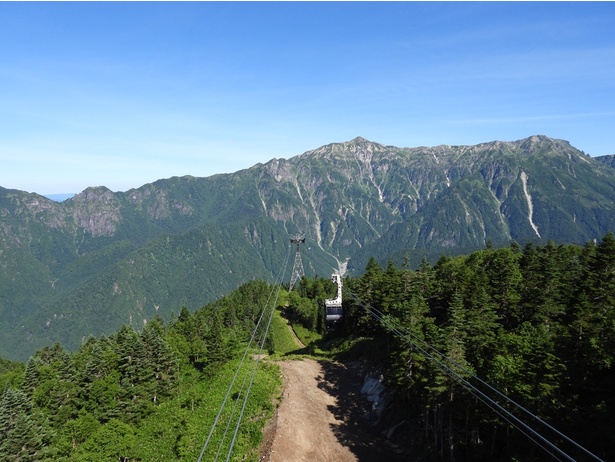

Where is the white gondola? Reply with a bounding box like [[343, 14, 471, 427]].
[[324, 273, 343, 330]]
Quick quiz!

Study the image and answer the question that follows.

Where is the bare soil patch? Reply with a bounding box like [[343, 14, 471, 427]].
[[262, 358, 408, 462]]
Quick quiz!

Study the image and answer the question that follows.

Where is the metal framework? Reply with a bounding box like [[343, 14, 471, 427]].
[[288, 234, 306, 291]]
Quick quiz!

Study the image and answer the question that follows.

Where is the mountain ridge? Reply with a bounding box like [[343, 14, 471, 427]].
[[1, 134, 615, 360]]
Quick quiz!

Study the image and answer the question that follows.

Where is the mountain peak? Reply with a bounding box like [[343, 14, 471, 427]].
[[349, 136, 371, 143], [513, 135, 575, 156]]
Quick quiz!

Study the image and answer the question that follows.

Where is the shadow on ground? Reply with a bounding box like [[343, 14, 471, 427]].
[[316, 360, 411, 461], [278, 326, 412, 460]]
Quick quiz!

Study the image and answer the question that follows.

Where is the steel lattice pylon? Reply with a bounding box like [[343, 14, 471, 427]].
[[289, 234, 305, 291]]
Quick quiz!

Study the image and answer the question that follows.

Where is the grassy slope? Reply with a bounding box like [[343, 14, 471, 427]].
[[270, 307, 303, 356], [127, 356, 283, 462], [134, 304, 300, 461]]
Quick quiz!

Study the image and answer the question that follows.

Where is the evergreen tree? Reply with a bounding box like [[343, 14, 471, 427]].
[[561, 234, 615, 457], [140, 319, 178, 404], [204, 312, 228, 370], [482, 246, 523, 328], [170, 307, 208, 371], [0, 387, 52, 461], [346, 257, 384, 336]]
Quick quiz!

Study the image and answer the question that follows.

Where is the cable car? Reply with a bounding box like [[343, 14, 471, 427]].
[[325, 273, 343, 331]]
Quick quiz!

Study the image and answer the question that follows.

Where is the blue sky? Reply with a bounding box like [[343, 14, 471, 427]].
[[1, 2, 614, 194]]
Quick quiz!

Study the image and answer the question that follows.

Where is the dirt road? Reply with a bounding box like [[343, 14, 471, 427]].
[[263, 358, 407, 462]]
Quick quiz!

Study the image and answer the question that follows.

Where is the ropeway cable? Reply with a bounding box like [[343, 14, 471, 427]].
[[212, 351, 255, 461], [346, 289, 604, 462], [347, 290, 574, 462], [198, 250, 289, 461], [219, 253, 289, 461], [369, 296, 605, 462], [224, 265, 285, 461], [198, 249, 289, 461], [197, 245, 291, 462]]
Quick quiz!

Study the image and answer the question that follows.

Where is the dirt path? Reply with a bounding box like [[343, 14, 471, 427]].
[[263, 358, 407, 462]]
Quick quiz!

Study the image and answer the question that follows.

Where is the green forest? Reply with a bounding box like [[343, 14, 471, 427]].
[[337, 234, 615, 461], [287, 234, 615, 461], [1, 234, 614, 461], [0, 281, 285, 461]]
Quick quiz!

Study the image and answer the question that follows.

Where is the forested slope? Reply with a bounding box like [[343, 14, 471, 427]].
[[335, 233, 615, 461], [2, 234, 614, 461], [0, 281, 284, 461], [255, 233, 615, 460]]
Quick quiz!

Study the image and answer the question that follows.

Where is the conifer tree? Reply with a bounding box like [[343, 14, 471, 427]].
[[0, 387, 51, 461], [140, 319, 178, 404], [170, 307, 209, 370], [205, 312, 228, 369]]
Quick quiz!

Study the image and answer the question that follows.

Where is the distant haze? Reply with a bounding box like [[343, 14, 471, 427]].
[[44, 194, 75, 202]]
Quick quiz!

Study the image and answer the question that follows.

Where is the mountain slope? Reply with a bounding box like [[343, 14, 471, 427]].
[[350, 136, 615, 269], [596, 154, 615, 169], [1, 135, 615, 360]]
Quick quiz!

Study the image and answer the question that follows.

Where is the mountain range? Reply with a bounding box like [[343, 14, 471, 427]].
[[1, 134, 614, 361]]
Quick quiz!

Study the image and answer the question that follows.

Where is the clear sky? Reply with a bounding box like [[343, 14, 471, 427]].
[[1, 2, 614, 195]]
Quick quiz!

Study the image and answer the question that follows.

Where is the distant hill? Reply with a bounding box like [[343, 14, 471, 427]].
[[595, 153, 615, 169], [2, 135, 615, 361]]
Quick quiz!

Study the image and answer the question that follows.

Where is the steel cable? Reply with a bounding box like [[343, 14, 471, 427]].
[[197, 245, 291, 462], [346, 289, 604, 462], [225, 265, 285, 461]]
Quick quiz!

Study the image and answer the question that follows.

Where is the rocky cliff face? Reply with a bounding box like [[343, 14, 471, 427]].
[[249, 135, 615, 267], [1, 135, 615, 360], [68, 187, 122, 237], [596, 153, 615, 168]]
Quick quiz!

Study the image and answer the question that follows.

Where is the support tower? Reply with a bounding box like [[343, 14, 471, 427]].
[[289, 234, 306, 291]]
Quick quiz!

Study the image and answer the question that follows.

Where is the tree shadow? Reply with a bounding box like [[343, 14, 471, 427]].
[[278, 330, 412, 460], [315, 360, 411, 461]]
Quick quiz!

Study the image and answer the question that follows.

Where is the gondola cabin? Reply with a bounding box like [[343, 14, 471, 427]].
[[325, 273, 343, 331]]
